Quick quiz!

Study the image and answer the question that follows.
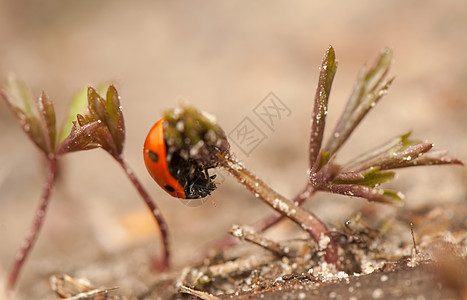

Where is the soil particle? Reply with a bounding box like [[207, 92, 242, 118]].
[[226, 262, 458, 300]]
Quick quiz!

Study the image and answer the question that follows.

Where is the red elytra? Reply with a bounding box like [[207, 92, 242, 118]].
[[143, 118, 186, 198]]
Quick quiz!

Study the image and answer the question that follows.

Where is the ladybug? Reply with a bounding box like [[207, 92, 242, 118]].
[[143, 118, 217, 199]]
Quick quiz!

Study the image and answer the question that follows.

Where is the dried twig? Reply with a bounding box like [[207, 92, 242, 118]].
[[62, 287, 120, 300], [179, 285, 222, 300], [208, 254, 276, 278], [410, 223, 419, 255], [229, 224, 290, 257], [50, 274, 121, 300]]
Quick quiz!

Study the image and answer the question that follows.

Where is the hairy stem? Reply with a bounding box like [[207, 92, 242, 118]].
[[197, 184, 316, 260], [253, 183, 315, 231], [220, 153, 338, 264], [114, 156, 170, 270], [6, 157, 58, 293]]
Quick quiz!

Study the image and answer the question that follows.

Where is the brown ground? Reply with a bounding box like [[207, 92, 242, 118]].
[[0, 1, 466, 299]]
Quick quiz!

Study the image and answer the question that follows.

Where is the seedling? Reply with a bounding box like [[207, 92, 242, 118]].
[[154, 46, 462, 267], [1, 82, 170, 293], [1, 45, 462, 297]]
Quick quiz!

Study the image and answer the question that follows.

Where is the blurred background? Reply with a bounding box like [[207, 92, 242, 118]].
[[0, 1, 466, 298]]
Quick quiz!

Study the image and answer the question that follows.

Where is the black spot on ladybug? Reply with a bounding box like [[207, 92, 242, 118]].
[[164, 185, 175, 192], [148, 151, 159, 163]]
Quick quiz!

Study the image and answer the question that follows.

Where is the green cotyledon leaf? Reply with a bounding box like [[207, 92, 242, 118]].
[[332, 167, 395, 187], [59, 83, 109, 144], [87, 86, 125, 155]]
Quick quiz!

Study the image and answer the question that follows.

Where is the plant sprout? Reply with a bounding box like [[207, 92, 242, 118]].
[[161, 46, 462, 266], [1, 45, 462, 295], [1, 82, 170, 293]]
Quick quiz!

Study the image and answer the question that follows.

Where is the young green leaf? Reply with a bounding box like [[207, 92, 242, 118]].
[[333, 167, 395, 187], [343, 132, 415, 171], [59, 83, 110, 144], [59, 87, 89, 144], [309, 46, 338, 170], [87, 86, 125, 155], [105, 85, 125, 153], [37, 91, 57, 155], [56, 120, 103, 155], [1, 78, 56, 156], [329, 184, 404, 206], [404, 149, 464, 167], [379, 142, 434, 169], [343, 132, 437, 172], [325, 48, 394, 156], [56, 86, 124, 157]]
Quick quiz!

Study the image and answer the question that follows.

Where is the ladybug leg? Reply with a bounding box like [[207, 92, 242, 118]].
[[184, 182, 196, 199]]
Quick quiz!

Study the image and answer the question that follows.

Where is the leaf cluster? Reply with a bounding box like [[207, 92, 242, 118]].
[[1, 80, 172, 291], [1, 80, 125, 159], [1, 78, 56, 157], [308, 47, 462, 206]]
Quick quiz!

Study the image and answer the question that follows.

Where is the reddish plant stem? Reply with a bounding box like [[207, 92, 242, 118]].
[[6, 157, 58, 293], [220, 154, 338, 265], [199, 183, 316, 259], [253, 183, 315, 232], [114, 156, 170, 270]]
